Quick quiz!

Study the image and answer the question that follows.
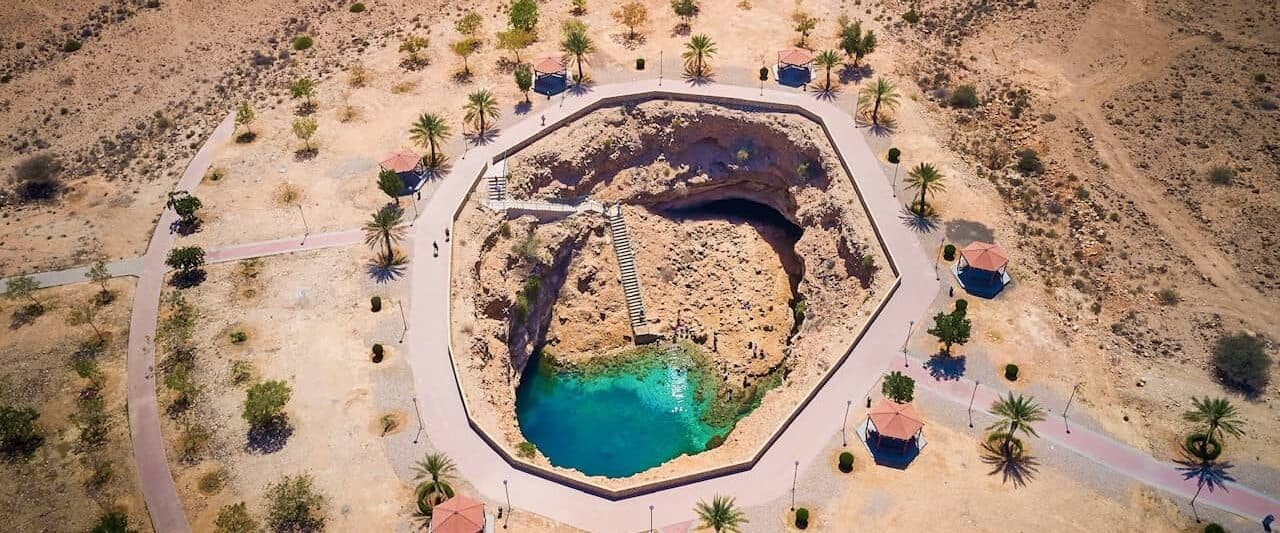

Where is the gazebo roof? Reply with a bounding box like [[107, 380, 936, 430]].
[[379, 149, 421, 174], [960, 241, 1009, 272], [429, 495, 485, 533], [777, 48, 814, 66], [533, 56, 566, 75], [868, 400, 924, 441]]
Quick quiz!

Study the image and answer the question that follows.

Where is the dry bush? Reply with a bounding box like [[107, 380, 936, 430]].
[[273, 182, 303, 207], [347, 64, 370, 88], [337, 105, 360, 123], [390, 81, 417, 94]]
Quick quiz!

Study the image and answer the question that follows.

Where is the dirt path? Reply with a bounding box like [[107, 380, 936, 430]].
[[1051, 2, 1279, 337]]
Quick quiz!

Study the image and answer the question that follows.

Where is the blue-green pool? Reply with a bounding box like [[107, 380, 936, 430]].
[[514, 347, 724, 478]]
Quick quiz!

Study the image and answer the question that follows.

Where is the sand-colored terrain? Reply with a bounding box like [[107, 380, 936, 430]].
[[0, 279, 151, 532]]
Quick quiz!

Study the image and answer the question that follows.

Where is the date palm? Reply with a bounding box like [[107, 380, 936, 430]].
[[858, 77, 899, 127], [463, 90, 500, 136], [682, 34, 717, 78], [986, 392, 1046, 457], [560, 25, 594, 83], [694, 495, 747, 533], [904, 162, 945, 216], [412, 452, 458, 509], [409, 113, 451, 169], [814, 49, 841, 91], [1182, 396, 1244, 458], [362, 205, 406, 258]]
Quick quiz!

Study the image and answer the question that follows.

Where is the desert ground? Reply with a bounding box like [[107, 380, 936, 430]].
[[1, 0, 1276, 530]]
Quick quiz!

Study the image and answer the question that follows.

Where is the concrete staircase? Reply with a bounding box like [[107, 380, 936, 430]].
[[606, 205, 653, 342], [484, 159, 507, 202]]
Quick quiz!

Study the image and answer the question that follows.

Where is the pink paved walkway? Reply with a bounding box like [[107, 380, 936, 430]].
[[904, 359, 1280, 523]]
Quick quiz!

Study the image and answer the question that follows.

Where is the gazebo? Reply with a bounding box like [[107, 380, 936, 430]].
[[866, 399, 925, 452], [953, 241, 1012, 298], [379, 149, 426, 196], [775, 48, 813, 88], [533, 56, 569, 97], [429, 495, 488, 533]]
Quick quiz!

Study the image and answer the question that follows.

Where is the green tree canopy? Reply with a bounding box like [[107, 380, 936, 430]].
[[455, 11, 483, 37], [235, 101, 255, 134], [987, 392, 1046, 457], [671, 0, 699, 26], [165, 246, 206, 274], [926, 307, 970, 355], [682, 34, 717, 78], [288, 78, 316, 105], [1182, 396, 1245, 457], [560, 24, 595, 82], [0, 405, 44, 458], [515, 63, 533, 102], [694, 494, 747, 533], [508, 0, 539, 32], [243, 380, 292, 427], [882, 371, 915, 403], [858, 77, 900, 126], [214, 502, 259, 533], [463, 90, 500, 135], [266, 474, 327, 532], [4, 274, 43, 308]]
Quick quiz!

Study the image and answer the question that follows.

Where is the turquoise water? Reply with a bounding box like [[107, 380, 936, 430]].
[[514, 348, 724, 478]]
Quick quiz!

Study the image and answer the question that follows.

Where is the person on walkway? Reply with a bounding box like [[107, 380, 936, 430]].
[[433, 241, 439, 257], [445, 228, 450, 242], [541, 115, 546, 127]]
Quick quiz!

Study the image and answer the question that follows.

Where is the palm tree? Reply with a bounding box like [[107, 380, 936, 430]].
[[409, 113, 451, 169], [986, 393, 1046, 457], [1182, 396, 1245, 458], [694, 495, 747, 533], [412, 453, 458, 509], [814, 50, 841, 91], [682, 34, 717, 78], [463, 90, 500, 136], [904, 163, 945, 216], [560, 26, 594, 83], [857, 77, 899, 126], [362, 206, 406, 258]]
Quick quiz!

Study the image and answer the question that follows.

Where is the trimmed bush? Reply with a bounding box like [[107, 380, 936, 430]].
[[1004, 363, 1019, 381], [954, 299, 968, 315], [349, 2, 366, 12], [370, 296, 382, 312], [795, 507, 810, 529], [759, 66, 769, 81], [372, 344, 384, 357], [838, 451, 854, 473], [635, 58, 645, 70], [1184, 432, 1223, 461], [292, 35, 314, 50], [1203, 523, 1226, 533], [1212, 332, 1272, 394], [887, 147, 901, 164], [943, 243, 956, 261], [229, 330, 247, 344], [63, 39, 82, 53]]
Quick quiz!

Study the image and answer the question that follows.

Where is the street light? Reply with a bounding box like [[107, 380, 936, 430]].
[[841, 399, 852, 447], [296, 204, 309, 246], [503, 480, 510, 529], [967, 380, 979, 428], [790, 460, 799, 511], [1064, 382, 1081, 434], [649, 505, 654, 533], [902, 320, 914, 366]]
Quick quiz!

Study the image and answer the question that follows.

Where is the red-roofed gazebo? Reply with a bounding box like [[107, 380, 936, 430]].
[[533, 56, 569, 97], [958, 241, 1009, 273], [429, 495, 486, 533], [775, 48, 814, 88], [379, 149, 422, 174], [867, 399, 924, 452]]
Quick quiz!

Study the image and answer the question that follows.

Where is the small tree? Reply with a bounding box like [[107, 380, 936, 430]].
[[292, 117, 318, 151], [4, 274, 43, 310], [858, 77, 900, 126], [838, 17, 877, 66], [167, 192, 203, 224], [671, 0, 699, 27], [508, 0, 539, 32], [814, 49, 841, 91], [1182, 396, 1245, 459], [987, 393, 1046, 457], [572, 0, 588, 15], [377, 170, 403, 206], [496, 28, 534, 64], [613, 2, 648, 40], [288, 78, 316, 107], [0, 405, 44, 458], [561, 24, 595, 83], [86, 257, 112, 299], [399, 35, 431, 68], [926, 308, 970, 355], [90, 511, 137, 533], [214, 502, 259, 533], [1212, 333, 1272, 393], [694, 494, 747, 533], [455, 11, 483, 37], [166, 246, 206, 284], [67, 300, 105, 342], [266, 474, 327, 532], [881, 371, 915, 403], [682, 34, 717, 78], [235, 101, 255, 135], [904, 163, 946, 216], [243, 380, 292, 427], [791, 11, 818, 47], [409, 112, 451, 169], [450, 37, 478, 76], [463, 90, 500, 136], [363, 206, 407, 258], [515, 63, 534, 102]]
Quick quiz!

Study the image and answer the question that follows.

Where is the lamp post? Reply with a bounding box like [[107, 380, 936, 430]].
[[841, 399, 852, 447], [503, 480, 510, 529], [398, 301, 408, 343], [935, 242, 943, 281], [296, 204, 309, 246], [1064, 382, 1080, 434], [649, 505, 654, 532], [902, 320, 914, 366], [790, 460, 799, 511], [659, 50, 663, 86], [967, 380, 979, 428]]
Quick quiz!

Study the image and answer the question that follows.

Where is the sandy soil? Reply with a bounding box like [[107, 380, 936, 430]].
[[0, 279, 152, 532]]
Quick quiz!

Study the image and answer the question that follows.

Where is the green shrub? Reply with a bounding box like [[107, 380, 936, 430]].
[[1016, 149, 1043, 175], [349, 2, 366, 12], [87, 460, 114, 490], [838, 451, 854, 473], [292, 35, 313, 50], [230, 360, 253, 385], [198, 470, 224, 494], [1212, 333, 1271, 394], [266, 474, 327, 533], [949, 84, 979, 108], [229, 330, 247, 344], [954, 299, 968, 315], [1184, 432, 1222, 461], [216, 502, 259, 533], [1004, 363, 1019, 381], [1155, 288, 1179, 305], [13, 154, 63, 201], [759, 66, 769, 81], [795, 507, 810, 529], [0, 406, 44, 458], [1253, 73, 1267, 84], [887, 147, 901, 164], [243, 380, 291, 426], [1203, 524, 1226, 533], [704, 434, 725, 450], [63, 40, 82, 53], [517, 441, 537, 459], [91, 511, 131, 533], [902, 9, 920, 23], [372, 344, 384, 357], [635, 58, 645, 70], [370, 296, 382, 312], [943, 243, 956, 261], [1207, 165, 1235, 185]]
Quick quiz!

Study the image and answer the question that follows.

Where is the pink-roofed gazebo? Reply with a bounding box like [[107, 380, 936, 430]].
[[429, 495, 486, 533], [867, 399, 925, 452], [379, 149, 423, 175]]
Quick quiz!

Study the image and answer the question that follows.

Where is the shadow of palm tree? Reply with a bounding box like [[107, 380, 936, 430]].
[[812, 84, 840, 101], [568, 79, 594, 96], [1176, 456, 1236, 496], [465, 128, 500, 146], [980, 440, 1040, 487], [839, 64, 874, 84], [423, 158, 452, 181], [867, 115, 898, 137], [924, 352, 966, 380], [366, 253, 408, 283], [899, 205, 941, 233], [682, 66, 715, 86]]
